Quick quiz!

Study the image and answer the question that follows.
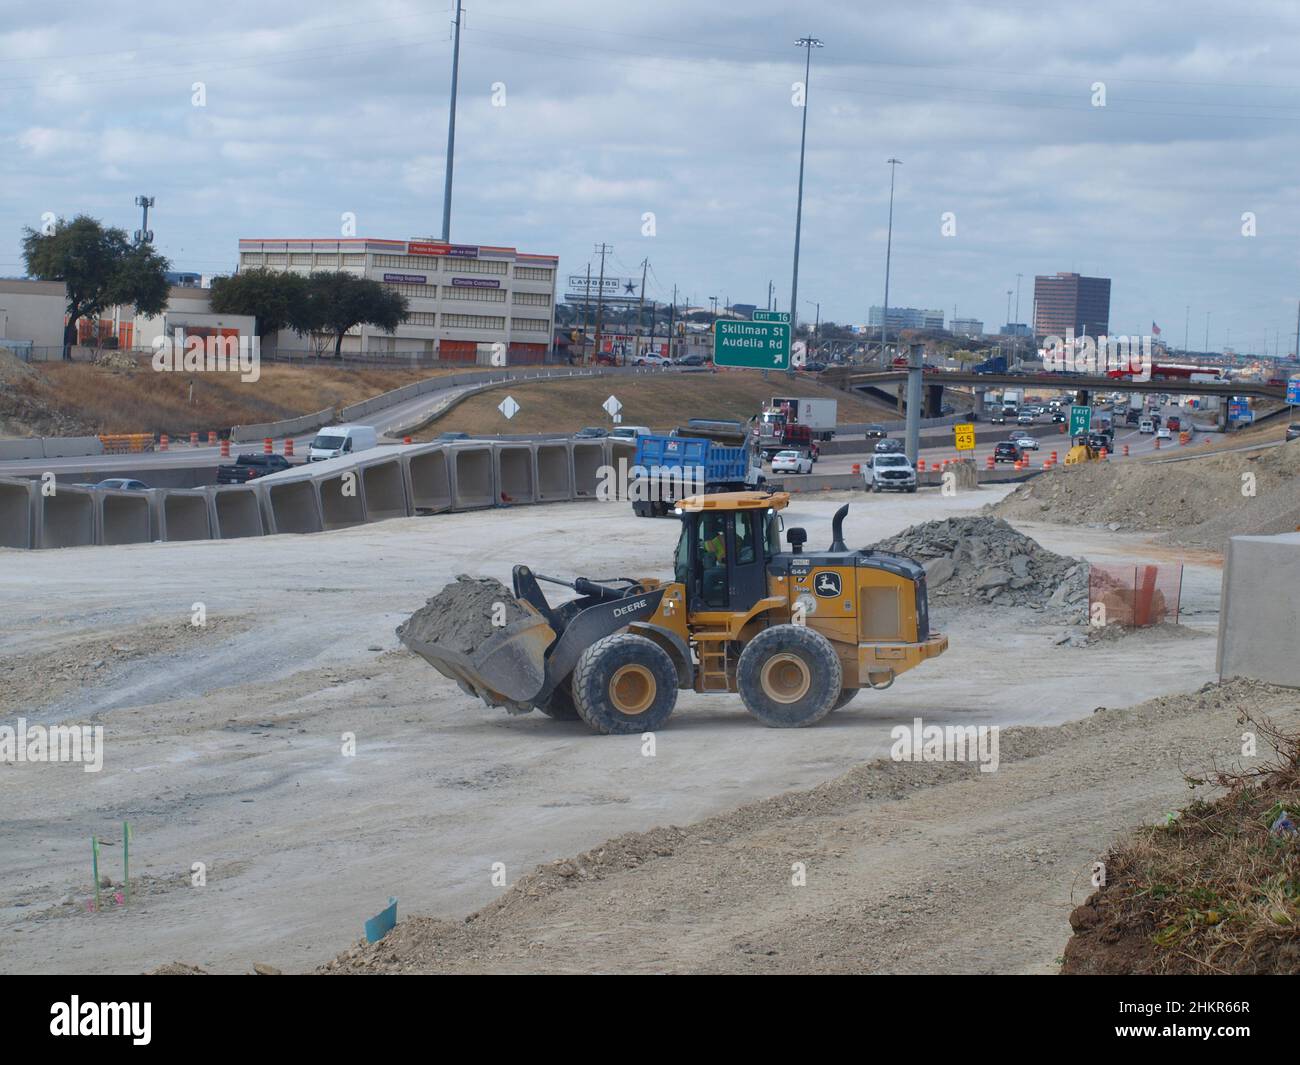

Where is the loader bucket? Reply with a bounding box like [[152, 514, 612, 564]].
[[400, 602, 557, 708]]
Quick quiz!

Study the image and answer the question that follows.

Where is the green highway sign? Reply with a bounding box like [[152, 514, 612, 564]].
[[752, 310, 790, 323], [714, 319, 790, 369], [1069, 404, 1092, 436]]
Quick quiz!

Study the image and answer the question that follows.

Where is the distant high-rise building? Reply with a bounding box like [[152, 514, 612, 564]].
[[868, 306, 944, 331], [949, 318, 984, 337], [1033, 272, 1110, 338]]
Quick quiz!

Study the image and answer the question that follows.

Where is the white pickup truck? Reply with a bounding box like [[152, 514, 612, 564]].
[[864, 453, 917, 493]]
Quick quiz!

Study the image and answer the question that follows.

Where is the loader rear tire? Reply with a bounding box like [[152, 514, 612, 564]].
[[572, 634, 678, 735], [737, 625, 841, 728], [537, 679, 580, 720]]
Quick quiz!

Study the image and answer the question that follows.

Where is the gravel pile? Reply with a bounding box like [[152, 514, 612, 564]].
[[870, 515, 1089, 611], [994, 439, 1300, 545], [396, 575, 528, 655]]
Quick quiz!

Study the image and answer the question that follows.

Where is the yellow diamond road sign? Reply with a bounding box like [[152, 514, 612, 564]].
[[954, 423, 975, 451]]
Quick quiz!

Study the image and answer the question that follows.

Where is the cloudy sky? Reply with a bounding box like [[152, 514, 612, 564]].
[[3, 0, 1300, 353]]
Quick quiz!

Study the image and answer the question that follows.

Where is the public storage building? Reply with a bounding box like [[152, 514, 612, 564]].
[[236, 237, 558, 363]]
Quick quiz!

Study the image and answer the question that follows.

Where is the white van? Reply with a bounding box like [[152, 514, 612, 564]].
[[1138, 418, 1155, 435], [308, 424, 378, 462]]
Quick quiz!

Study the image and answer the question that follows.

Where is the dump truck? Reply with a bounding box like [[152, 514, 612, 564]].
[[629, 433, 763, 518], [401, 493, 948, 734]]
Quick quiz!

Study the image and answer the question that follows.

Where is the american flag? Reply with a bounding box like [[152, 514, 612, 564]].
[[1151, 321, 1161, 336]]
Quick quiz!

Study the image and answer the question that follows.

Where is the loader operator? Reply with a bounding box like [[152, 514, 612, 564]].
[[703, 516, 727, 564]]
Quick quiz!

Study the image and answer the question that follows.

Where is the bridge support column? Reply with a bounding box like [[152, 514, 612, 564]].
[[1075, 388, 1090, 407], [924, 383, 944, 418], [896, 383, 907, 416]]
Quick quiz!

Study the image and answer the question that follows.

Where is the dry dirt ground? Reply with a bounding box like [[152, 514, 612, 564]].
[[0, 484, 1239, 974], [323, 680, 1300, 975]]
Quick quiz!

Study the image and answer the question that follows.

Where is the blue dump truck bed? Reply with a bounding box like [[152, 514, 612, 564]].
[[634, 435, 749, 482], [630, 435, 753, 516]]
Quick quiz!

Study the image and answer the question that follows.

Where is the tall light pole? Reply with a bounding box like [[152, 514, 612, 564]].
[[881, 158, 902, 366], [440, 0, 464, 242], [806, 300, 820, 357], [789, 35, 823, 339]]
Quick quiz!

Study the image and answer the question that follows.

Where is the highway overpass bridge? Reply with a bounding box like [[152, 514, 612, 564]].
[[820, 367, 1286, 418]]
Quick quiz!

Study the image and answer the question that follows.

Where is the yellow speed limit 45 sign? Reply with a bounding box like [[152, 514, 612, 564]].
[[954, 423, 976, 451]]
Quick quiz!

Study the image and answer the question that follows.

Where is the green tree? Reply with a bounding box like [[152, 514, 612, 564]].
[[22, 215, 170, 357], [301, 271, 408, 357], [210, 268, 308, 341]]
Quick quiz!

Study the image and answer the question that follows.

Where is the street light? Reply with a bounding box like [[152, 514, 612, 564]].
[[805, 300, 820, 359], [880, 158, 902, 365], [789, 35, 824, 338]]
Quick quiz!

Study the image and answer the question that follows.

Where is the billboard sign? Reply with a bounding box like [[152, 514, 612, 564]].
[[383, 273, 428, 284], [451, 278, 501, 289], [408, 241, 479, 258]]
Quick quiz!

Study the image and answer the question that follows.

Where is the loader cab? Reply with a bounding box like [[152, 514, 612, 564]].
[[674, 494, 784, 613]]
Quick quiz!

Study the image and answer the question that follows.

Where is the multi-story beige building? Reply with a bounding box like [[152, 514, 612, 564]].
[[236, 237, 558, 363]]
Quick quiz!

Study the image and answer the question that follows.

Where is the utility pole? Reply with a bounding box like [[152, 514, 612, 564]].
[[593, 243, 611, 365], [636, 258, 649, 355], [1184, 305, 1190, 352], [580, 263, 592, 364], [669, 284, 678, 361], [440, 0, 464, 242], [1293, 300, 1299, 361], [133, 195, 154, 244], [768, 280, 774, 312], [790, 35, 824, 338], [881, 157, 902, 366]]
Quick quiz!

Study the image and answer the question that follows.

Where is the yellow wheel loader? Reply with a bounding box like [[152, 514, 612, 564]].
[[402, 492, 948, 734]]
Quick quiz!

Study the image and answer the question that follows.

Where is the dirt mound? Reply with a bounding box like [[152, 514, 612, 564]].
[[993, 440, 1300, 549], [316, 678, 1297, 975], [91, 351, 139, 372], [1063, 716, 1300, 974], [396, 575, 528, 655], [869, 515, 1088, 610]]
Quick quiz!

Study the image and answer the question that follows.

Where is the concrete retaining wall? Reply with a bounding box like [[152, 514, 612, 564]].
[[449, 444, 495, 509], [208, 486, 265, 539], [534, 442, 572, 502], [231, 407, 335, 445], [0, 476, 35, 549], [158, 489, 212, 542], [1218, 532, 1300, 688], [35, 484, 96, 548], [42, 436, 105, 459], [404, 446, 452, 513], [359, 455, 410, 522], [494, 443, 536, 505], [260, 477, 325, 535], [0, 439, 44, 461], [97, 489, 154, 546], [571, 441, 606, 499]]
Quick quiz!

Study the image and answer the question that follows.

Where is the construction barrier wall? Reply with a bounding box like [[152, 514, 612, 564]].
[[207, 486, 265, 539], [97, 489, 153, 546], [41, 436, 106, 459], [1218, 532, 1300, 689], [316, 468, 368, 531], [158, 489, 212, 542], [571, 441, 606, 499], [36, 484, 96, 549], [449, 444, 495, 510], [359, 456, 411, 522], [494, 443, 536, 506], [608, 438, 637, 475], [261, 478, 325, 535], [534, 442, 572, 502], [404, 446, 452, 513], [0, 476, 35, 549]]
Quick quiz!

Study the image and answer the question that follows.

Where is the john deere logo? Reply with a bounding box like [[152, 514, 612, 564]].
[[814, 572, 841, 598]]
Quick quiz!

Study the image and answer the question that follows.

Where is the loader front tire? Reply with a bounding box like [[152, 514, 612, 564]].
[[737, 625, 841, 728], [830, 687, 860, 712], [572, 634, 678, 735]]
